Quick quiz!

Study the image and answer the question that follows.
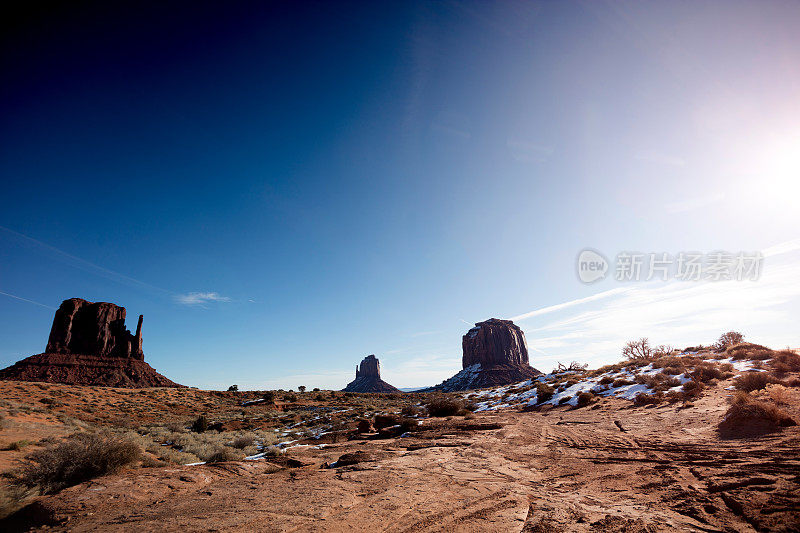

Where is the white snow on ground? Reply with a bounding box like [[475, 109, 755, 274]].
[[704, 356, 764, 372], [462, 351, 764, 411], [438, 364, 482, 392]]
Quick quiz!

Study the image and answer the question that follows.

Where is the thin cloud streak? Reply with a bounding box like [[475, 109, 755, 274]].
[[0, 290, 57, 310], [0, 225, 172, 297], [511, 286, 632, 321]]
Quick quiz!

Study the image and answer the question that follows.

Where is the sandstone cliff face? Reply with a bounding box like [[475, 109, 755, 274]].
[[462, 318, 529, 368], [343, 355, 400, 393], [355, 354, 380, 378], [433, 318, 540, 392], [0, 298, 180, 388], [46, 298, 144, 359]]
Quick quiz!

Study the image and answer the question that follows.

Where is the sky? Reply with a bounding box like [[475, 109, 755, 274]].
[[1, 1, 799, 390]]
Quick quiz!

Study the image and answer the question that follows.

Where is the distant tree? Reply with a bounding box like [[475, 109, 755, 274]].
[[622, 338, 652, 360], [552, 361, 588, 374], [227, 384, 239, 392], [653, 345, 675, 357], [714, 331, 745, 351], [298, 385, 306, 393], [312, 387, 320, 392]]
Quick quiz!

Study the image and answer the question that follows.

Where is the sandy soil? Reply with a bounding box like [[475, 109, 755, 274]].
[[4, 383, 799, 532]]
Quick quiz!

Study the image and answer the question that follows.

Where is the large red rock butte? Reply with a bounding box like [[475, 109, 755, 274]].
[[342, 355, 400, 393], [436, 318, 541, 391], [0, 298, 181, 388]]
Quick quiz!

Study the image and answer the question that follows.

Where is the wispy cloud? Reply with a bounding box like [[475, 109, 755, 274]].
[[175, 292, 232, 306], [0, 290, 57, 310], [515, 239, 800, 371]]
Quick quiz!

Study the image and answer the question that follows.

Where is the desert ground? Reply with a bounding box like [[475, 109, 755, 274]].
[[1, 345, 799, 532]]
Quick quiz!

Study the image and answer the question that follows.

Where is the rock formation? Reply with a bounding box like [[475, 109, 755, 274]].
[[435, 318, 541, 391], [342, 355, 400, 393], [462, 318, 529, 368], [0, 298, 181, 388], [46, 298, 144, 359]]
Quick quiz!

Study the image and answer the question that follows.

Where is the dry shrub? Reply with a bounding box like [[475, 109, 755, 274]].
[[16, 433, 141, 494], [734, 372, 782, 392], [690, 362, 734, 383], [206, 447, 245, 463], [536, 383, 555, 403], [653, 344, 675, 357], [576, 392, 594, 407], [154, 447, 200, 465], [683, 345, 706, 352], [373, 414, 402, 429], [191, 415, 209, 433], [425, 397, 465, 417], [401, 404, 423, 417], [769, 350, 800, 375], [683, 379, 703, 394], [726, 343, 773, 361], [230, 435, 255, 449], [661, 365, 683, 376], [786, 378, 800, 388], [633, 392, 663, 406], [765, 384, 793, 405], [651, 356, 684, 369], [718, 391, 796, 437], [6, 440, 31, 451], [598, 376, 614, 385], [612, 378, 633, 388], [634, 373, 680, 391], [553, 361, 588, 373]]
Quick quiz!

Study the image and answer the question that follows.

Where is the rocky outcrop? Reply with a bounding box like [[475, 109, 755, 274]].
[[434, 318, 541, 391], [0, 298, 181, 388], [463, 318, 529, 367], [343, 355, 400, 393], [46, 298, 144, 359]]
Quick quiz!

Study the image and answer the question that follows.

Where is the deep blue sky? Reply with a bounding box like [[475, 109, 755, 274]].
[[2, 1, 799, 389]]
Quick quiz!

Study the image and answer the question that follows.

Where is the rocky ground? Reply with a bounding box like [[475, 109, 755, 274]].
[[0, 348, 799, 532]]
